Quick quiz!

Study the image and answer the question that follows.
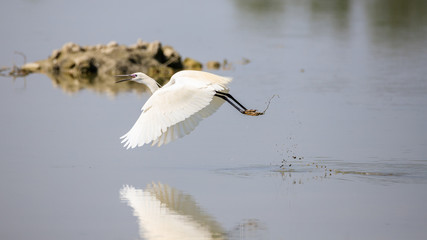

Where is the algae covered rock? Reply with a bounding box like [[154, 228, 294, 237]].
[[38, 39, 187, 80], [183, 57, 203, 70], [12, 39, 203, 95], [206, 61, 221, 70], [6, 40, 247, 96]]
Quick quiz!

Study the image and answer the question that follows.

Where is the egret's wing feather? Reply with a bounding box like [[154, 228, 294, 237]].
[[169, 70, 232, 89], [121, 76, 229, 148], [151, 96, 225, 146]]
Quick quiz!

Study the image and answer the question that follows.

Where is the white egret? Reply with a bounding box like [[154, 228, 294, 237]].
[[116, 70, 262, 148]]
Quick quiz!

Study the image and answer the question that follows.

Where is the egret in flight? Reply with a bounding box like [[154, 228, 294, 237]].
[[116, 70, 262, 148]]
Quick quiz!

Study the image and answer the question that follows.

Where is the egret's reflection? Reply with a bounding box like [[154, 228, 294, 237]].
[[120, 183, 226, 240], [120, 183, 264, 240]]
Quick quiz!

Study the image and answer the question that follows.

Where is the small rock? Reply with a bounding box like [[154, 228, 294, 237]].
[[147, 41, 162, 56], [62, 42, 83, 53], [62, 42, 75, 52], [162, 45, 182, 68], [240, 58, 250, 65], [71, 44, 83, 52], [51, 49, 61, 59], [95, 44, 103, 50], [135, 38, 148, 49], [183, 57, 202, 70], [162, 45, 179, 59], [77, 57, 97, 75], [21, 62, 41, 72], [107, 41, 119, 48], [102, 46, 116, 54], [60, 58, 76, 69], [85, 45, 96, 51], [206, 61, 220, 69]]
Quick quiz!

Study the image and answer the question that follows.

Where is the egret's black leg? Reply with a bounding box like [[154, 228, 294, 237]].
[[215, 91, 247, 111], [214, 93, 245, 113]]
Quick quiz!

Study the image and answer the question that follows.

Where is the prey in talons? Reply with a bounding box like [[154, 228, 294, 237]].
[[214, 91, 264, 116]]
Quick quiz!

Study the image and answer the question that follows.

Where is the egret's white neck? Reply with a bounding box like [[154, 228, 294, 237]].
[[142, 77, 160, 94]]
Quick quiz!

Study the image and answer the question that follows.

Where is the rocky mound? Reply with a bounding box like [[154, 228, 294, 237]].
[[20, 39, 202, 80], [7, 40, 206, 95]]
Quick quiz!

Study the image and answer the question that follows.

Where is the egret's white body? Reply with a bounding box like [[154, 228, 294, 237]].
[[118, 70, 232, 148]]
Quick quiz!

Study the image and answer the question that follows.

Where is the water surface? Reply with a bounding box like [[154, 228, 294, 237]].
[[1, 0, 427, 239]]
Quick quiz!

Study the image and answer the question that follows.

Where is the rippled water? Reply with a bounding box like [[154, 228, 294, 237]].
[[1, 0, 427, 239]]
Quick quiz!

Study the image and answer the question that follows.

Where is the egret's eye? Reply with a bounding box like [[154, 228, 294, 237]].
[[131, 74, 137, 78]]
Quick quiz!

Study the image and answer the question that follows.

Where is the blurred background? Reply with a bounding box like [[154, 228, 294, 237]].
[[1, 0, 427, 239]]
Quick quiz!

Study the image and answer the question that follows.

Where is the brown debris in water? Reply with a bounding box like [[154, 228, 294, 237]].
[[243, 109, 264, 116], [243, 94, 278, 116]]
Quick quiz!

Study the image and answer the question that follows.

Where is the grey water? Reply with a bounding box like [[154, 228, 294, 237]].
[[1, 0, 427, 239]]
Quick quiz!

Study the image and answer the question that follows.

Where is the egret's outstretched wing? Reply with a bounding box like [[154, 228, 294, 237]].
[[151, 96, 225, 146], [121, 74, 231, 148]]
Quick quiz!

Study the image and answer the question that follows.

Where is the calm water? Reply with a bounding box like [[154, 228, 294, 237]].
[[1, 0, 427, 239]]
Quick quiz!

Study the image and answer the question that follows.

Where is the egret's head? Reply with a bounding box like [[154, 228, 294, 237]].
[[115, 72, 150, 84]]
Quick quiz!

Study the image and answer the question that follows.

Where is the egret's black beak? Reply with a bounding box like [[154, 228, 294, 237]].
[[115, 74, 133, 83]]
